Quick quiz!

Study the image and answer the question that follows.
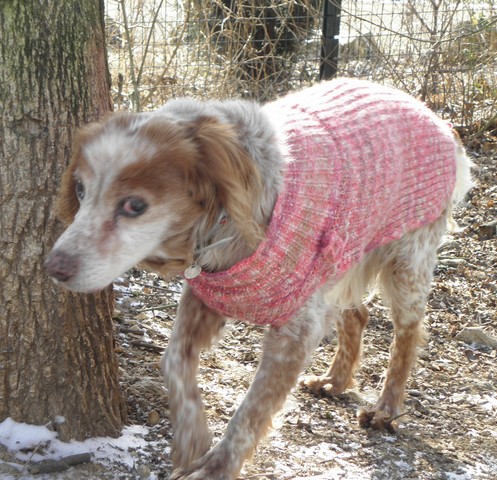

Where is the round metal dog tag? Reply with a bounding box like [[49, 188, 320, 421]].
[[184, 263, 202, 279]]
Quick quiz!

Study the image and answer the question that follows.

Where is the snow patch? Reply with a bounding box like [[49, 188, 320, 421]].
[[0, 417, 160, 478], [0, 418, 58, 452]]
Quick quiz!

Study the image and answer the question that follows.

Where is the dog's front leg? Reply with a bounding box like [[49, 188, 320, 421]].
[[162, 284, 225, 469], [171, 294, 327, 480]]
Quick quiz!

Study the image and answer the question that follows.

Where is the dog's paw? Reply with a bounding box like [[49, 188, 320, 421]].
[[171, 424, 212, 469], [171, 457, 232, 480], [170, 448, 236, 480], [171, 467, 231, 480], [357, 407, 399, 434], [299, 375, 346, 396]]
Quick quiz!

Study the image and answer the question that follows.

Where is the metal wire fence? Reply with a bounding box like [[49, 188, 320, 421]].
[[105, 0, 497, 134]]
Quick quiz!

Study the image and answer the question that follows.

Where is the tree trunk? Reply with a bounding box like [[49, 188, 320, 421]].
[[0, 0, 127, 441]]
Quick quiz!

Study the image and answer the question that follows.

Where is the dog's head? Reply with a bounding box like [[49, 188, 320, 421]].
[[45, 112, 262, 292]]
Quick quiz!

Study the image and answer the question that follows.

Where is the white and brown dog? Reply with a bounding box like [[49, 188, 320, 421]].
[[46, 79, 473, 479]]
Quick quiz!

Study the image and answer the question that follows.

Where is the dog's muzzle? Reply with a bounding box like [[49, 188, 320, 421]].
[[44, 250, 80, 283]]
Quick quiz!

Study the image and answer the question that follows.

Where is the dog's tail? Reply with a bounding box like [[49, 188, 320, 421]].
[[447, 129, 475, 232]]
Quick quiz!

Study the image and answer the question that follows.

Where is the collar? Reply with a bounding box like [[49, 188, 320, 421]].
[[185, 211, 233, 279]]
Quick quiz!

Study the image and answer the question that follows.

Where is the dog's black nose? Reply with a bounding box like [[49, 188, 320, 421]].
[[44, 250, 80, 282]]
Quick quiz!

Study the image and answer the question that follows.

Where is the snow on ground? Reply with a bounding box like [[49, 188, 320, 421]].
[[0, 417, 161, 479]]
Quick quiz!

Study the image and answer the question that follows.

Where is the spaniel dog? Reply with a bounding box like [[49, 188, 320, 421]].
[[45, 79, 473, 479]]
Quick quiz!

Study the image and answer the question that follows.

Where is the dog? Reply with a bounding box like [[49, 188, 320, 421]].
[[45, 78, 473, 479]]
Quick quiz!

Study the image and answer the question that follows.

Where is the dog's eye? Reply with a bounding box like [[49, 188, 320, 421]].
[[75, 180, 85, 202], [118, 197, 148, 218]]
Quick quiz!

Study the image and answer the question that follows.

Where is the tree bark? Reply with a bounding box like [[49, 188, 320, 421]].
[[0, 0, 126, 440]]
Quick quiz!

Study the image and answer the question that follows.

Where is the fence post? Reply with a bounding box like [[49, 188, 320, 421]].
[[320, 0, 342, 80]]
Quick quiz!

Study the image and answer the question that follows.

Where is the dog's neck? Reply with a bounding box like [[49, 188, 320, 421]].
[[184, 211, 235, 278], [194, 211, 232, 255], [190, 210, 258, 276]]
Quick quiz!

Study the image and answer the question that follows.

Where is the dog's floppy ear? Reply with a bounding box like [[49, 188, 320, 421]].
[[56, 122, 103, 224], [56, 160, 79, 225], [186, 116, 264, 248]]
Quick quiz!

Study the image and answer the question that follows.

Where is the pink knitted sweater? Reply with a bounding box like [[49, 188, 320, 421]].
[[187, 79, 457, 327]]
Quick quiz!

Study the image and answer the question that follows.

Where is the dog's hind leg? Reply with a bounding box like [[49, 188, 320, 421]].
[[358, 212, 448, 431], [162, 284, 226, 469], [300, 305, 369, 395], [171, 292, 328, 480]]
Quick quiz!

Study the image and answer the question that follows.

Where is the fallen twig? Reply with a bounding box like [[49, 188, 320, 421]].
[[130, 339, 165, 353], [27, 452, 92, 474]]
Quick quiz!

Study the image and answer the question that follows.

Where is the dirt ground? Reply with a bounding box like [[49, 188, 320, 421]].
[[2, 152, 496, 479]]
